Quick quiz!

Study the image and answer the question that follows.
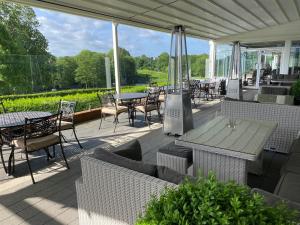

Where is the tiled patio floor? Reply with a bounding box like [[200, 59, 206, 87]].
[[0, 92, 288, 225]]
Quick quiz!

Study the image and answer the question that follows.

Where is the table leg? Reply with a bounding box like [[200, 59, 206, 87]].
[[193, 149, 247, 184]]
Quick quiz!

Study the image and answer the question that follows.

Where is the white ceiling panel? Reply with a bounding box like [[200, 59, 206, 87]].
[[9, 0, 300, 42], [236, 0, 278, 26]]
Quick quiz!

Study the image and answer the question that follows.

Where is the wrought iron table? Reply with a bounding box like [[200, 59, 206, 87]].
[[175, 116, 277, 184], [0, 111, 52, 175], [114, 93, 148, 126]]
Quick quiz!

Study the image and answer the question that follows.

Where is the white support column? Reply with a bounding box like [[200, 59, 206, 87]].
[[112, 22, 121, 94], [256, 51, 262, 89], [209, 40, 216, 79], [280, 40, 291, 75]]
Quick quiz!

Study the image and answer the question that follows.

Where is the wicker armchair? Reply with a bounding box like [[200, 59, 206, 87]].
[[97, 92, 128, 132], [58, 100, 82, 149], [12, 113, 69, 184]]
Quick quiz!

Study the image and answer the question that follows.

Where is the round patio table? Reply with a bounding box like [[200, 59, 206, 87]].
[[113, 93, 148, 126], [0, 111, 52, 128], [0, 111, 52, 175]]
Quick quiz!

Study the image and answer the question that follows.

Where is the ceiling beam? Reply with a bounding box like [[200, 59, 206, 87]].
[[147, 0, 237, 34], [207, 0, 259, 29], [274, 0, 290, 22], [119, 0, 232, 35], [231, 0, 268, 27], [252, 0, 279, 25], [293, 0, 300, 18], [182, 0, 248, 32]]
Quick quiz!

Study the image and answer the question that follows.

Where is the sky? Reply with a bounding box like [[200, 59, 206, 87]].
[[33, 8, 209, 57]]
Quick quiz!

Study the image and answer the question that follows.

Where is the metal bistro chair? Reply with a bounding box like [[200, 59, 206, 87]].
[[0, 100, 10, 173], [134, 90, 162, 127], [12, 113, 69, 184], [58, 100, 82, 149], [97, 92, 128, 133]]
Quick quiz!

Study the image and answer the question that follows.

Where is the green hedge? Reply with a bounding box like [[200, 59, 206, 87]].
[[2, 85, 148, 113]]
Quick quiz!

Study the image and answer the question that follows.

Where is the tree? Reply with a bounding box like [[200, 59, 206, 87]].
[[75, 50, 105, 88], [0, 2, 53, 94], [54, 56, 77, 89], [107, 48, 137, 85], [156, 52, 169, 72], [190, 54, 208, 77]]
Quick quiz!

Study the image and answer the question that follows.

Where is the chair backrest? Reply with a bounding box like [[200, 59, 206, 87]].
[[24, 113, 61, 141], [0, 101, 7, 114], [59, 100, 76, 122], [146, 91, 159, 106], [97, 92, 116, 109]]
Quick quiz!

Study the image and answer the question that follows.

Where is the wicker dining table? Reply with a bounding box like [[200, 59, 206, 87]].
[[0, 111, 52, 175], [176, 116, 277, 184]]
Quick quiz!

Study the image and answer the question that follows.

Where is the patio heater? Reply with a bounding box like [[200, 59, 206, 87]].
[[226, 41, 243, 100], [163, 26, 193, 136]]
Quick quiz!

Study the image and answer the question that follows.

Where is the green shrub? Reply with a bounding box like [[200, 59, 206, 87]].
[[291, 80, 300, 97], [1, 85, 148, 113], [137, 173, 299, 225]]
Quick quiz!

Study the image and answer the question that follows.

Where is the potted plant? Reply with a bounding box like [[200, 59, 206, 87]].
[[291, 80, 300, 105], [137, 173, 298, 224]]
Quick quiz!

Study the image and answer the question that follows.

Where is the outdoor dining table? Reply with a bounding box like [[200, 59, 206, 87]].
[[0, 111, 52, 175], [113, 92, 148, 126], [175, 116, 277, 184]]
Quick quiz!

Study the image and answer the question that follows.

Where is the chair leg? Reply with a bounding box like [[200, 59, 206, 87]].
[[157, 108, 163, 124], [73, 127, 83, 149], [98, 113, 103, 130], [62, 134, 68, 143], [0, 146, 7, 174], [113, 115, 118, 133], [25, 151, 35, 184], [59, 141, 69, 169], [145, 112, 150, 128], [7, 146, 15, 175], [53, 145, 56, 158]]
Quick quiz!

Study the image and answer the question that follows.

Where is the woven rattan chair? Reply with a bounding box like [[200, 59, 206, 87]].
[[134, 91, 162, 127], [58, 100, 82, 149], [97, 92, 128, 133], [12, 113, 69, 184]]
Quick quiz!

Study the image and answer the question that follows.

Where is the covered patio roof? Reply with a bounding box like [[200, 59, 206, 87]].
[[10, 0, 300, 43]]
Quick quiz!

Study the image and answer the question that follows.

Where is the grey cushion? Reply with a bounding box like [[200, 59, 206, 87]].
[[289, 138, 300, 154], [159, 142, 193, 164], [113, 140, 142, 161], [252, 188, 300, 214], [156, 166, 187, 184], [281, 153, 300, 175], [92, 148, 156, 176], [275, 172, 300, 203]]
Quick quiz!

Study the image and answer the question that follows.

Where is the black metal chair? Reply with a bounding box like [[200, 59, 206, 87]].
[[12, 113, 69, 184], [0, 100, 9, 173], [57, 100, 82, 149], [134, 91, 162, 127], [97, 92, 128, 133]]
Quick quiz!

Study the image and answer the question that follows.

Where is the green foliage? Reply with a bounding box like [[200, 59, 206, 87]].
[[1, 86, 147, 113], [190, 54, 208, 78], [75, 50, 106, 88], [137, 69, 168, 86], [136, 173, 298, 225], [291, 80, 300, 97], [0, 2, 54, 94]]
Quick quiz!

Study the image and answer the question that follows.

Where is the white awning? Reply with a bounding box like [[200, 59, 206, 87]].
[[10, 0, 300, 43]]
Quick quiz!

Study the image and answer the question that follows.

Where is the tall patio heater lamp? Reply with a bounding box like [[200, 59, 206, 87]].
[[226, 41, 243, 100], [163, 25, 193, 136]]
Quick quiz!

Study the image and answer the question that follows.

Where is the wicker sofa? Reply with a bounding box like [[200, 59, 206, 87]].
[[76, 156, 176, 225], [220, 100, 300, 154]]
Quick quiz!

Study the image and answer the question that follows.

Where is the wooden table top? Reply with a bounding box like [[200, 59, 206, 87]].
[[176, 116, 277, 161]]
